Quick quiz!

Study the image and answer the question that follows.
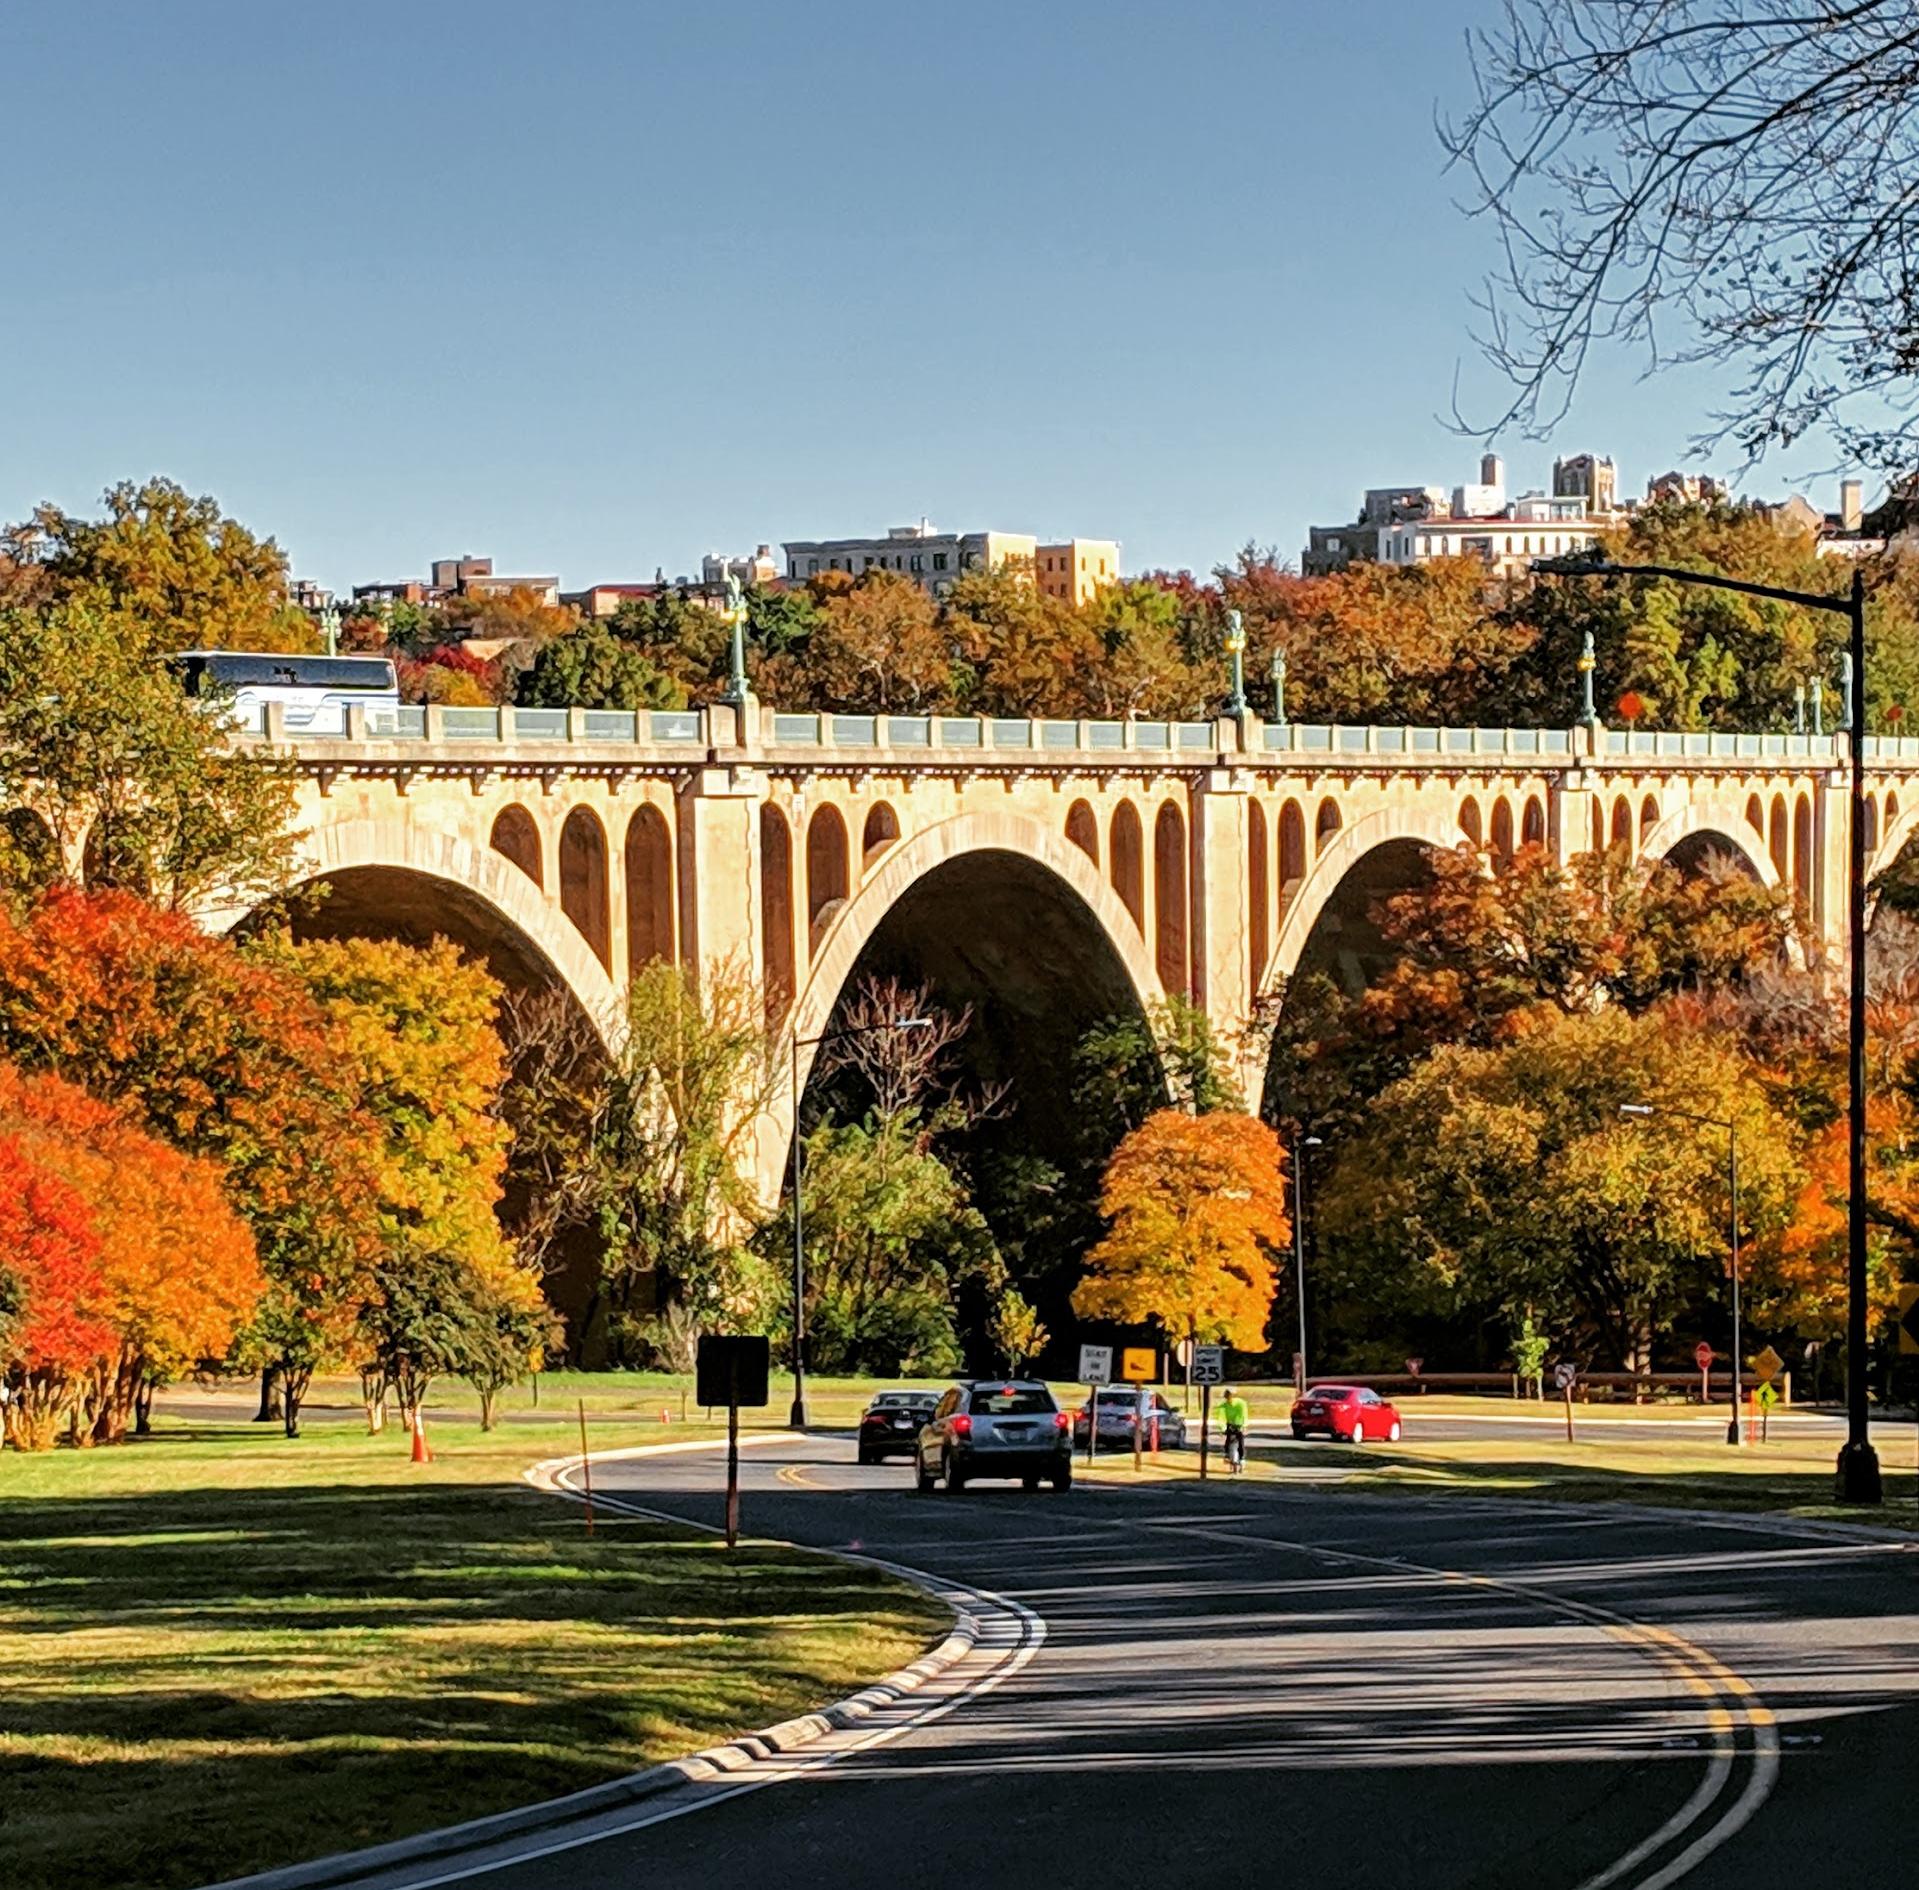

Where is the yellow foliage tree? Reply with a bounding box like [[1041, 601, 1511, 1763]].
[[1074, 1110, 1289, 1349]]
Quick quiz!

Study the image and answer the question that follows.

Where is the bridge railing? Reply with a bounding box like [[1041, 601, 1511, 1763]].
[[233, 700, 1899, 765]]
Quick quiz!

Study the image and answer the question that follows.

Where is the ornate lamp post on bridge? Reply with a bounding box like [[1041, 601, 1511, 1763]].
[[1223, 608, 1248, 716], [787, 1014, 931, 1426], [1536, 550, 1881, 1502]]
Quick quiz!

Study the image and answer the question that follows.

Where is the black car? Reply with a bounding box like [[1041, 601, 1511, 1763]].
[[856, 1390, 940, 1463]]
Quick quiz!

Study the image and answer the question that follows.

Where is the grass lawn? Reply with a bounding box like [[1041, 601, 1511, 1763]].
[[0, 1413, 950, 1890]]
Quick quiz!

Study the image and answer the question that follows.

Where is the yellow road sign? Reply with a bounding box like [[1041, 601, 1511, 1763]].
[[1756, 1381, 1778, 1410], [1120, 1347, 1157, 1383], [1898, 1284, 1919, 1357], [1751, 1344, 1783, 1384]]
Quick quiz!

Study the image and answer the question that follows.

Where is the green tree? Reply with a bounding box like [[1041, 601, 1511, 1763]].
[[770, 1110, 1002, 1376], [584, 958, 777, 1333], [5, 476, 313, 654], [517, 618, 688, 710], [989, 1288, 1048, 1375], [0, 602, 301, 910]]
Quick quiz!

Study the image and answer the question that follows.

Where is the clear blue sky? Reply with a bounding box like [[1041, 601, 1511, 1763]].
[[0, 1, 1855, 592]]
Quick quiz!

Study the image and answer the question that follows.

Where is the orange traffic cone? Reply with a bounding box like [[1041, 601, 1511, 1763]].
[[411, 1407, 431, 1464]]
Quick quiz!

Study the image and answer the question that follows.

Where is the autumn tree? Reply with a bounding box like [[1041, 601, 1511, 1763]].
[[1074, 1110, 1289, 1351], [0, 889, 383, 1436], [0, 602, 301, 910], [0, 1129, 111, 1450], [940, 565, 1099, 717], [3, 476, 313, 654], [0, 1061, 260, 1444], [1315, 1006, 1799, 1375], [791, 570, 955, 713], [263, 934, 531, 1429]]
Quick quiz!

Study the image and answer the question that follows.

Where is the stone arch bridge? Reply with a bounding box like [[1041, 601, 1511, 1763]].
[[244, 696, 1919, 1198]]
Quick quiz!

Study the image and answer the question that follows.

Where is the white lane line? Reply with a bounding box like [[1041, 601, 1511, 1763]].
[[364, 1473, 1046, 1890]]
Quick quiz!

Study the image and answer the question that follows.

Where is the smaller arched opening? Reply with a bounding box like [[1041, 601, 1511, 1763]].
[[1154, 801, 1189, 997], [0, 807, 59, 890], [1864, 795, 1881, 855], [1066, 799, 1099, 865], [807, 805, 851, 951], [1769, 794, 1790, 880], [1891, 792, 1902, 828], [1793, 792, 1814, 907], [1639, 795, 1660, 845], [861, 801, 900, 870], [1248, 799, 1269, 1004], [1279, 800, 1308, 911], [1522, 795, 1546, 849], [761, 803, 795, 1028], [1490, 797, 1515, 866], [1591, 801, 1605, 853], [624, 804, 675, 974], [1315, 797, 1343, 855], [1746, 792, 1765, 837], [489, 805, 543, 888], [559, 807, 611, 971], [1610, 795, 1633, 852], [1458, 798, 1483, 845], [1110, 800, 1144, 932]]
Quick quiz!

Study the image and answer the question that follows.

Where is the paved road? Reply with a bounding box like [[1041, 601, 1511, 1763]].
[[348, 1436, 1916, 1890]]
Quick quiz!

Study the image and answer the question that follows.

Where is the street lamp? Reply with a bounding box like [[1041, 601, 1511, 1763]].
[[1539, 550, 1882, 1503], [1223, 608, 1248, 716], [788, 1015, 932, 1426], [1619, 1102, 1743, 1445], [1291, 1131, 1322, 1391]]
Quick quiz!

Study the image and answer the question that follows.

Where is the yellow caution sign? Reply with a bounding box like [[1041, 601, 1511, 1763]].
[[1751, 1344, 1783, 1384], [1120, 1347, 1157, 1383], [1897, 1284, 1919, 1357]]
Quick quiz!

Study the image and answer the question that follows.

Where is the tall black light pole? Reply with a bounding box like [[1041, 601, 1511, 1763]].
[[1292, 1131, 1322, 1390], [788, 1015, 931, 1427], [1620, 1103, 1742, 1445], [1537, 553, 1882, 1503]]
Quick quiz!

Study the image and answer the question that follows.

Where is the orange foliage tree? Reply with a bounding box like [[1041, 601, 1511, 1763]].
[[1074, 1110, 1290, 1350], [0, 1062, 260, 1442], [0, 1129, 111, 1450], [0, 889, 382, 1435]]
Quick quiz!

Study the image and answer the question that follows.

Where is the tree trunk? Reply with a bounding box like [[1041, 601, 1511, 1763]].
[[134, 1375, 155, 1436], [254, 1366, 282, 1423], [478, 1385, 499, 1431], [360, 1368, 388, 1434], [281, 1365, 312, 1439]]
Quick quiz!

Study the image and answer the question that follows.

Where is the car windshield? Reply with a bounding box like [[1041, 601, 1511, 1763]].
[[1095, 1389, 1137, 1403], [1312, 1387, 1354, 1401], [873, 1394, 929, 1408], [969, 1386, 1054, 1415]]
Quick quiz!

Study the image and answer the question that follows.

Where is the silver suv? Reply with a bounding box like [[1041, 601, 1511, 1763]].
[[915, 1380, 1073, 1493]]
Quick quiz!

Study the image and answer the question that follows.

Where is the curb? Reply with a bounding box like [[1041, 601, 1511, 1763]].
[[201, 1442, 984, 1890]]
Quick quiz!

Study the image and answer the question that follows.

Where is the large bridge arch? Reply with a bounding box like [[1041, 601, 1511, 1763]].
[[1265, 805, 1468, 993], [760, 809, 1166, 1198], [254, 817, 621, 1043], [1638, 802, 1779, 887]]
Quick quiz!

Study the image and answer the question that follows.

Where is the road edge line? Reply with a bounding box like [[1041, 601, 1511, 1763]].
[[197, 1441, 979, 1890]]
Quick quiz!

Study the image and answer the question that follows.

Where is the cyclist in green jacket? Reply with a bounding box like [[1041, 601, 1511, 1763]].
[[1218, 1388, 1250, 1473]]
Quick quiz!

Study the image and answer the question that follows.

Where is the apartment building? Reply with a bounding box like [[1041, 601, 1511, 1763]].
[[782, 521, 1118, 600]]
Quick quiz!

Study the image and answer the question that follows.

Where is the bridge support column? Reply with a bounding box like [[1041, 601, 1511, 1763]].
[[1817, 773, 1851, 959], [674, 765, 767, 999], [1551, 771, 1602, 864], [1192, 767, 1255, 1045]]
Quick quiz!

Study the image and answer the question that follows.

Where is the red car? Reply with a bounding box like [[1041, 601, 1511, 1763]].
[[1290, 1384, 1402, 1443]]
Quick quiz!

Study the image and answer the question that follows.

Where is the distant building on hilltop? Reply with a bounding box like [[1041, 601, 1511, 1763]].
[[354, 555, 558, 610], [781, 521, 1118, 601], [1304, 451, 1620, 579]]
